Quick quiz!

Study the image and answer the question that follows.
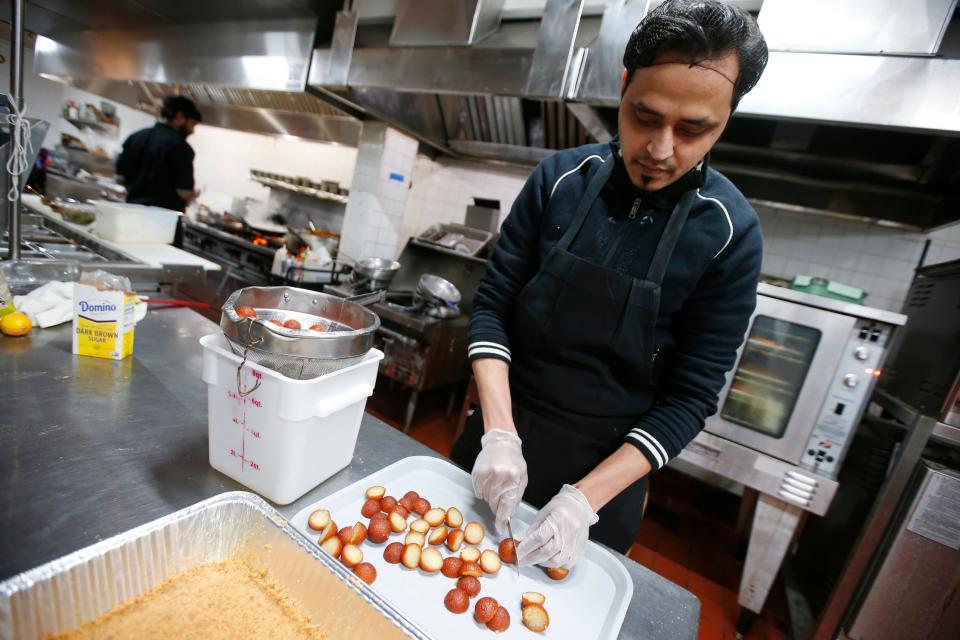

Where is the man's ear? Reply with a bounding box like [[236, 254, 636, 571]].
[[620, 69, 629, 98]]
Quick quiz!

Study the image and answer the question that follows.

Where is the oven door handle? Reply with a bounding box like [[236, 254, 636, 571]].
[[378, 326, 419, 347]]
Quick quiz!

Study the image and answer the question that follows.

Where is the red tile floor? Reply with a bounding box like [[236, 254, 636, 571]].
[[367, 384, 793, 640]]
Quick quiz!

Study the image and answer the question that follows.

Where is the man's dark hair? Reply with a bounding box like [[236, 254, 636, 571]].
[[160, 95, 203, 122], [623, 0, 768, 109]]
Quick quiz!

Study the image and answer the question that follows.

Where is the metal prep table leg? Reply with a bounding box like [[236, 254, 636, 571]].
[[404, 389, 419, 434], [736, 493, 805, 638]]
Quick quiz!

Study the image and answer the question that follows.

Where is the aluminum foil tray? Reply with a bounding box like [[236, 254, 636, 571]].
[[0, 492, 432, 640]]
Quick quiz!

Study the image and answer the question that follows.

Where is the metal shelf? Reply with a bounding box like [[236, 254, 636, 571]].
[[63, 116, 119, 134], [251, 176, 348, 205], [871, 388, 960, 449]]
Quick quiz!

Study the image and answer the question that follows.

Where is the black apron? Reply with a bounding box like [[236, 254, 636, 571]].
[[452, 154, 696, 553]]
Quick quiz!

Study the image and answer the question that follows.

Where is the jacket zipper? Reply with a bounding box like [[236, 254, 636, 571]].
[[603, 197, 642, 267]]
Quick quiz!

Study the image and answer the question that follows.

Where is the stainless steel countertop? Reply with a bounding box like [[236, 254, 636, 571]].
[[0, 308, 699, 639]]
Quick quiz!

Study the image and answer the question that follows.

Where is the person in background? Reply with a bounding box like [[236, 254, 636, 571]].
[[116, 95, 202, 246], [452, 0, 768, 570]]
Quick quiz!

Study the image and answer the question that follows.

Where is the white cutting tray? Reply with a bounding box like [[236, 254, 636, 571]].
[[291, 456, 633, 639]]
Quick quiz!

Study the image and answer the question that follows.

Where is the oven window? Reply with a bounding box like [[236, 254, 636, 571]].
[[720, 316, 822, 438]]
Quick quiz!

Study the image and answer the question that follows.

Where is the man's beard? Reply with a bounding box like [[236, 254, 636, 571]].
[[177, 125, 189, 138]]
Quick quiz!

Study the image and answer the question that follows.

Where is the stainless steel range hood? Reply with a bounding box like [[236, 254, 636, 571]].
[[24, 0, 960, 228], [32, 18, 361, 146], [304, 0, 960, 229]]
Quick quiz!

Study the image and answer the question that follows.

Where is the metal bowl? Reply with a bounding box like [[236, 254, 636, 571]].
[[416, 274, 462, 306], [220, 286, 380, 379], [355, 257, 401, 284]]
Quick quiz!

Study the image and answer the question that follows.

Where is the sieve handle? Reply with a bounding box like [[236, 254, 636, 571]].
[[314, 383, 375, 418]]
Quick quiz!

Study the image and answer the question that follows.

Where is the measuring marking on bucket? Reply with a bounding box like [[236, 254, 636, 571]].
[[226, 367, 265, 474], [201, 333, 385, 504]]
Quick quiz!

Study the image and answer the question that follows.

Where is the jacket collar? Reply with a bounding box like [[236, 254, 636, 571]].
[[607, 138, 707, 210]]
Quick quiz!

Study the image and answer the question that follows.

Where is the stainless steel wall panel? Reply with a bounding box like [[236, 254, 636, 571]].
[[315, 10, 359, 88], [498, 97, 515, 146], [738, 52, 960, 135], [494, 96, 509, 144], [566, 102, 613, 142], [449, 139, 553, 165], [390, 0, 505, 46], [509, 97, 527, 147], [333, 88, 451, 151], [575, 0, 649, 106], [466, 97, 483, 141], [340, 47, 535, 96], [758, 0, 959, 55], [197, 106, 361, 147], [35, 20, 316, 91], [524, 0, 585, 99]]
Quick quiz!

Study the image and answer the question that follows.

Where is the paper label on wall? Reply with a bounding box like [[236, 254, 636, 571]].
[[906, 471, 960, 550]]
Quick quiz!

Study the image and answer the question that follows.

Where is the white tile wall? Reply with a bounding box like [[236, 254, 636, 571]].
[[339, 122, 418, 261], [188, 126, 357, 214], [756, 203, 960, 312], [401, 156, 530, 243], [398, 159, 960, 315]]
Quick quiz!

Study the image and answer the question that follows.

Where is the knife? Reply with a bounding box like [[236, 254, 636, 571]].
[[506, 519, 520, 578]]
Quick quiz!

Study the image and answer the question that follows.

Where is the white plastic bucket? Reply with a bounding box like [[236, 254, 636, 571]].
[[93, 201, 180, 244], [200, 333, 383, 504]]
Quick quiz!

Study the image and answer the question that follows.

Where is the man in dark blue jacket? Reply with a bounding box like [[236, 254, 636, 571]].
[[451, 0, 769, 568]]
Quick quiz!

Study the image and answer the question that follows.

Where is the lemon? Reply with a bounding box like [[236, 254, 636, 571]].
[[1, 311, 32, 336]]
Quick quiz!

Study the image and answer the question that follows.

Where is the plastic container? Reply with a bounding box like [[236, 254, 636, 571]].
[[93, 201, 180, 244], [200, 333, 383, 504], [791, 275, 867, 304]]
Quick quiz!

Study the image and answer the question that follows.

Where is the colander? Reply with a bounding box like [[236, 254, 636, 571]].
[[220, 286, 382, 391]]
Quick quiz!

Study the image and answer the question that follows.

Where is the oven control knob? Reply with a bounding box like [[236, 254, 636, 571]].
[[843, 374, 859, 388], [854, 346, 869, 361]]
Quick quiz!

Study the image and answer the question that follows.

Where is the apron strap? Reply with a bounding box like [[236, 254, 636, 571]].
[[644, 189, 697, 286], [557, 155, 615, 251]]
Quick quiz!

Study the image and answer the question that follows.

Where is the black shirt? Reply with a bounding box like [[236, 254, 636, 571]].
[[467, 140, 763, 471], [116, 123, 195, 212]]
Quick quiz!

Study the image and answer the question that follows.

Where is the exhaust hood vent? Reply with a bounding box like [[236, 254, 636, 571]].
[[390, 0, 506, 46], [32, 19, 362, 147]]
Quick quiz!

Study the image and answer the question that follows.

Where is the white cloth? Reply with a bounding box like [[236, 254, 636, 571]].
[[515, 484, 599, 569], [13, 281, 73, 328], [472, 428, 529, 534], [13, 281, 148, 328]]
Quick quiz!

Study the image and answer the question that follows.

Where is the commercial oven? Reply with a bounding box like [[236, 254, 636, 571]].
[[706, 283, 903, 479], [672, 282, 906, 634]]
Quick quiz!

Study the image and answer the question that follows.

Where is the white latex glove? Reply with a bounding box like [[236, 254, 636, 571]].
[[472, 428, 528, 534], [515, 484, 599, 568]]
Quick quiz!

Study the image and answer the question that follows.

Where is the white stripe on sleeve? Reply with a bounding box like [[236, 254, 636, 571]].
[[627, 430, 667, 468], [469, 341, 511, 356], [633, 428, 669, 463], [468, 345, 512, 362]]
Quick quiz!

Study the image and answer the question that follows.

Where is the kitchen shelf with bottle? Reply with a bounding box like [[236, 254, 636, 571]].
[[250, 170, 349, 205], [62, 116, 119, 135]]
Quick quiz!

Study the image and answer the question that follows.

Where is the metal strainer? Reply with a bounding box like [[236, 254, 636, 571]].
[[220, 286, 382, 392]]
